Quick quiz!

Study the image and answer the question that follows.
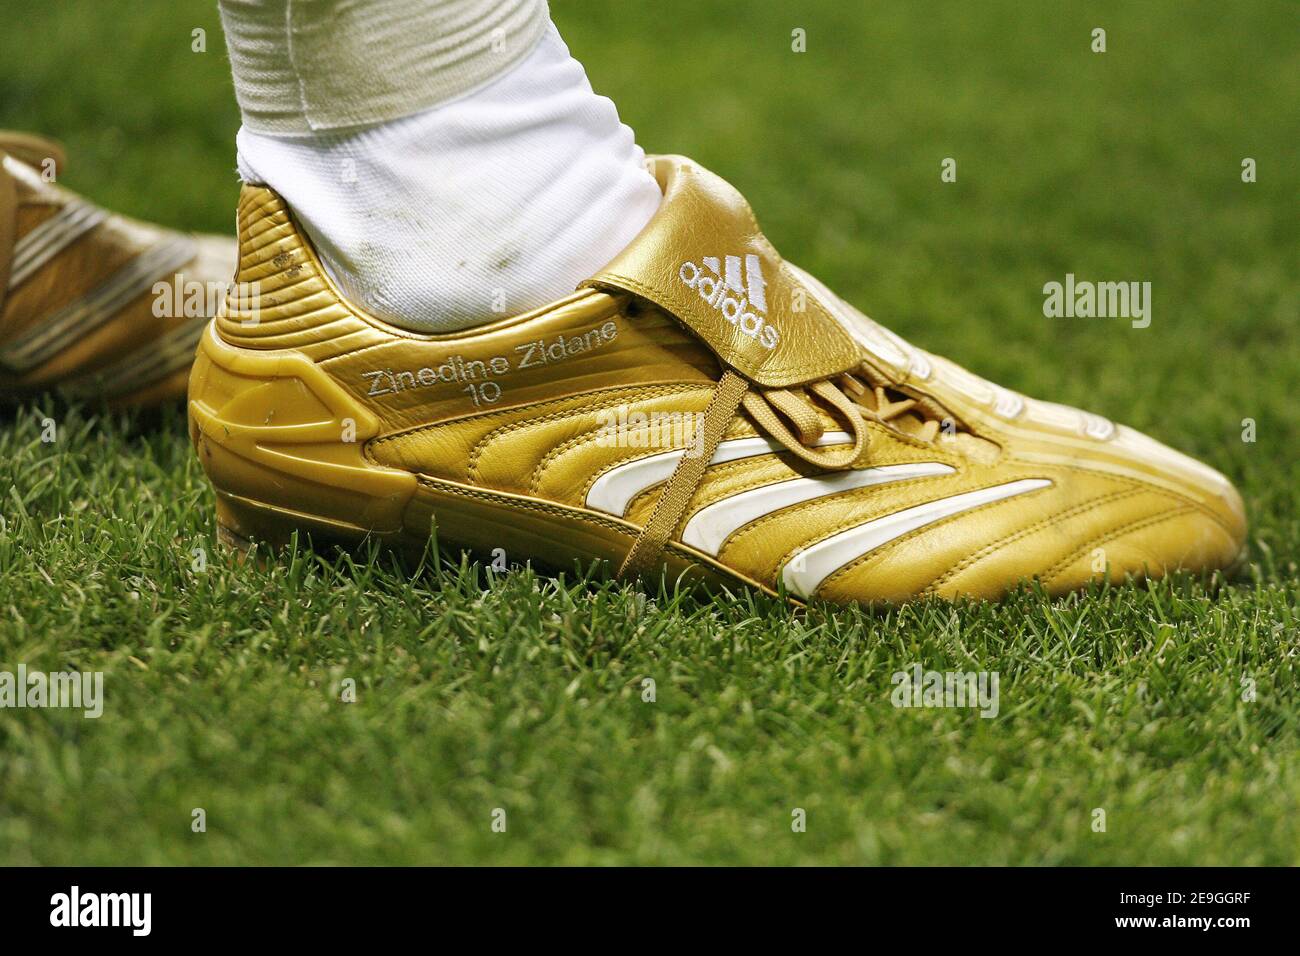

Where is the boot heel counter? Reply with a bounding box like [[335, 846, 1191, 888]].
[[187, 323, 417, 546], [214, 184, 380, 355]]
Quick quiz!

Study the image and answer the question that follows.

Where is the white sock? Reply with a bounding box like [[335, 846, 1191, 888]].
[[234, 24, 661, 333]]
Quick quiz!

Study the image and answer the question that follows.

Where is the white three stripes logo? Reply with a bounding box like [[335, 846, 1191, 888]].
[[7, 199, 107, 290], [781, 478, 1052, 597], [585, 439, 1052, 599], [702, 254, 767, 313], [681, 461, 956, 555]]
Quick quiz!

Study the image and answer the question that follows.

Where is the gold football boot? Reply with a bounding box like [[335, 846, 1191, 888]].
[[0, 131, 236, 406], [188, 156, 1246, 603]]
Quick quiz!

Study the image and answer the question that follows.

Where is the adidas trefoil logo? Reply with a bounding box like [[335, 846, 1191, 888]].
[[678, 253, 780, 350]]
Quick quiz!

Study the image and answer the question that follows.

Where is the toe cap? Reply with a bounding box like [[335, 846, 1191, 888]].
[[1039, 424, 1248, 590]]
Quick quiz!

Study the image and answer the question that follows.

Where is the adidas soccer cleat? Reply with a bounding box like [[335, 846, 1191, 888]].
[[188, 156, 1246, 604], [0, 131, 236, 406]]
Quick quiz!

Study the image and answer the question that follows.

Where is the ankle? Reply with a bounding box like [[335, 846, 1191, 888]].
[[234, 26, 661, 333]]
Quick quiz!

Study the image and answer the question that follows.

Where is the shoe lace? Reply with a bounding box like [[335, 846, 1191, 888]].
[[840, 370, 951, 442], [619, 363, 959, 580], [741, 365, 954, 469]]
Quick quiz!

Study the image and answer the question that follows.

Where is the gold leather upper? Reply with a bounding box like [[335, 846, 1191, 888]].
[[0, 131, 237, 405], [189, 154, 1246, 604]]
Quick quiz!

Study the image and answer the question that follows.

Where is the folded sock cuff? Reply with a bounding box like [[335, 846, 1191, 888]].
[[219, 0, 550, 134]]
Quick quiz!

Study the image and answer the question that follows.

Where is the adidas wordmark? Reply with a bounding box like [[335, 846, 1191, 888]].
[[679, 253, 779, 350]]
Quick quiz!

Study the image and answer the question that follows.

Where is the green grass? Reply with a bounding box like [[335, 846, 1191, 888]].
[[0, 0, 1297, 864]]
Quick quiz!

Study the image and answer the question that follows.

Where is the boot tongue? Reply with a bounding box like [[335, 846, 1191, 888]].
[[582, 155, 859, 389]]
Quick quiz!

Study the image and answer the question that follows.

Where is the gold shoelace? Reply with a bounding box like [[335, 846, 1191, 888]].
[[621, 361, 959, 578], [838, 372, 945, 443]]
